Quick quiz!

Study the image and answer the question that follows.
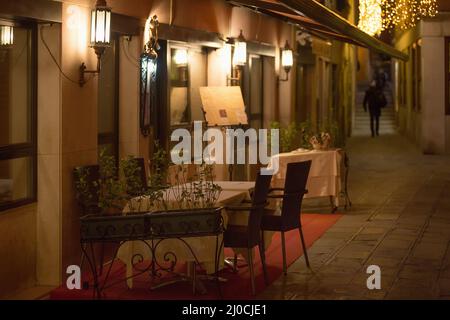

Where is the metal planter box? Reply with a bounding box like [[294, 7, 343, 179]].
[[146, 207, 223, 239], [80, 213, 147, 242], [80, 207, 224, 242]]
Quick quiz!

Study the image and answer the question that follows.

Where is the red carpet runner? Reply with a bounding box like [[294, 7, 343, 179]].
[[51, 213, 341, 300]]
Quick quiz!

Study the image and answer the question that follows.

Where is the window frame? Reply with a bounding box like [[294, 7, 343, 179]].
[[445, 37, 450, 115], [0, 21, 37, 212], [98, 34, 120, 165], [243, 53, 265, 130], [411, 45, 417, 111]]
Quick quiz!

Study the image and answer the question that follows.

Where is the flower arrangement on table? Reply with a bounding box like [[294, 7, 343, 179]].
[[269, 119, 340, 153], [309, 132, 332, 151]]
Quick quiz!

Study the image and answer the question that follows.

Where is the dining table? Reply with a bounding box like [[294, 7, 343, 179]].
[[268, 148, 345, 211]]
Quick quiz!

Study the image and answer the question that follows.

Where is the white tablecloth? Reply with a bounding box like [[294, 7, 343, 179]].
[[269, 149, 343, 201]]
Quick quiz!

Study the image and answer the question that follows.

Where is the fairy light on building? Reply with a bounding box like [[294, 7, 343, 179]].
[[358, 0, 383, 36]]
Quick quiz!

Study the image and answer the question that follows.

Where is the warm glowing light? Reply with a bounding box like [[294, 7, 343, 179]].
[[381, 0, 438, 31], [281, 41, 294, 70], [0, 25, 13, 46], [358, 0, 383, 36], [144, 17, 151, 47], [419, 0, 438, 18], [174, 49, 188, 66], [233, 30, 247, 66], [90, 0, 111, 47], [143, 15, 159, 59]]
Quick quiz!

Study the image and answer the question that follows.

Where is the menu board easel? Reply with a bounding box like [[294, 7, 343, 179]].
[[199, 86, 248, 180], [199, 86, 248, 127]]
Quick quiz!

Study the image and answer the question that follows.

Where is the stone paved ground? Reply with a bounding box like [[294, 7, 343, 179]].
[[259, 133, 450, 300]]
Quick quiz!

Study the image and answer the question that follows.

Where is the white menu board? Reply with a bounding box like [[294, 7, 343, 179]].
[[199, 86, 248, 127]]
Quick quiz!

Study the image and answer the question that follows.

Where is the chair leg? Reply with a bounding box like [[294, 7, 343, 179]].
[[98, 243, 105, 276], [299, 226, 310, 268], [281, 231, 287, 276], [233, 254, 238, 273], [247, 248, 255, 295], [192, 262, 197, 295], [259, 232, 268, 286]]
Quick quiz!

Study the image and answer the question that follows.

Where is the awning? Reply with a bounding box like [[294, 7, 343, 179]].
[[227, 0, 408, 61]]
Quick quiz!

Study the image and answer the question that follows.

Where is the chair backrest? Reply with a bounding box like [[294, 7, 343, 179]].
[[73, 165, 101, 215], [124, 158, 148, 196], [247, 172, 273, 247], [280, 161, 312, 228]]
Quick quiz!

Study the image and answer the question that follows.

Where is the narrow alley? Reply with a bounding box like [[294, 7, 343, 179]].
[[262, 132, 450, 300]]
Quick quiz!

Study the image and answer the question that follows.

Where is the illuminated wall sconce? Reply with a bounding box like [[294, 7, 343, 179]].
[[228, 30, 247, 85], [232, 30, 247, 67], [279, 40, 294, 82], [79, 0, 112, 87], [0, 25, 14, 47]]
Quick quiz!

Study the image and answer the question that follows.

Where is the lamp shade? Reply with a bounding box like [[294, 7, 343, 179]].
[[233, 30, 247, 66], [281, 41, 294, 71], [90, 0, 111, 47], [0, 25, 13, 46]]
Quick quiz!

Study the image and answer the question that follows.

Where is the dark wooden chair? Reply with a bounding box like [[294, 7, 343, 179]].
[[223, 172, 273, 295], [261, 161, 312, 275]]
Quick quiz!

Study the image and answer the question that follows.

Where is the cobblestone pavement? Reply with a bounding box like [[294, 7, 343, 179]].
[[259, 133, 450, 300]]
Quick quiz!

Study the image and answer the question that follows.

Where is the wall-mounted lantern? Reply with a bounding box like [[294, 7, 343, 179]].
[[279, 40, 294, 82], [227, 30, 247, 86], [79, 0, 112, 87], [0, 25, 14, 47], [143, 15, 159, 59], [232, 30, 247, 67], [140, 15, 160, 137]]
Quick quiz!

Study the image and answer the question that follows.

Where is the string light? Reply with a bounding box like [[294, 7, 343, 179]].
[[358, 0, 383, 36], [418, 0, 438, 18], [359, 0, 439, 35]]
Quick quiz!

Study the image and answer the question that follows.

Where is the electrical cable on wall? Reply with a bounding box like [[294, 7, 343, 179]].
[[40, 25, 94, 86], [121, 37, 140, 68]]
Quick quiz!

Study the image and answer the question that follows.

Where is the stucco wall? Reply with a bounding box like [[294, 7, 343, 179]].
[[0, 205, 36, 297], [395, 14, 450, 154]]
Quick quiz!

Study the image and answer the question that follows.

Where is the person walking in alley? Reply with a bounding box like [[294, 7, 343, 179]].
[[363, 80, 387, 137]]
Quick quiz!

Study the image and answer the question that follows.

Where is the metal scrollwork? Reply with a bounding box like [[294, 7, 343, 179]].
[[80, 207, 225, 299]]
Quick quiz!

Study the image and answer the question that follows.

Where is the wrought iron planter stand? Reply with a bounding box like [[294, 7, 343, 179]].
[[80, 207, 225, 299]]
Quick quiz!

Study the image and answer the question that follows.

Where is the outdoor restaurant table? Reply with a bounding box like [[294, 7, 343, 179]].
[[214, 181, 255, 192], [117, 188, 250, 289], [269, 148, 344, 207]]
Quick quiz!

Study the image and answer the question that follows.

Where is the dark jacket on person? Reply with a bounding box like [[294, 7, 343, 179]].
[[363, 86, 385, 117]]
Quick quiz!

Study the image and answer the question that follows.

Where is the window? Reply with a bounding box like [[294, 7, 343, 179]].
[[243, 54, 264, 130], [0, 22, 37, 211], [411, 45, 417, 111], [411, 41, 422, 112], [168, 43, 208, 160], [98, 36, 119, 161], [398, 59, 407, 107], [446, 38, 450, 115], [169, 44, 207, 128], [416, 41, 422, 112]]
